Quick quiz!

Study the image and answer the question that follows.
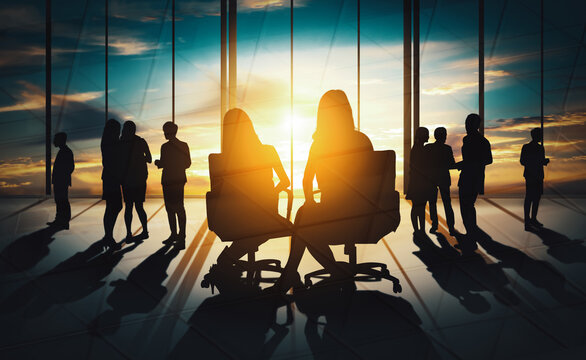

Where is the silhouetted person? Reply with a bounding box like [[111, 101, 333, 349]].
[[455, 114, 492, 254], [208, 108, 291, 283], [426, 127, 458, 235], [155, 122, 191, 248], [521, 128, 549, 230], [120, 121, 151, 242], [47, 132, 74, 229], [101, 119, 123, 250], [276, 90, 373, 292], [406, 127, 432, 235]]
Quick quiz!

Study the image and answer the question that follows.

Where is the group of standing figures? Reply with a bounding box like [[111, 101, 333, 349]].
[[46, 89, 550, 293], [407, 115, 550, 254], [99, 120, 191, 250]]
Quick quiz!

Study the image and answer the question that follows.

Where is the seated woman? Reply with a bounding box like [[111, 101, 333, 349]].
[[275, 90, 374, 292], [210, 108, 292, 273]]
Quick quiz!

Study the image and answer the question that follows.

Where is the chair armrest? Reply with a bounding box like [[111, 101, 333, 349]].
[[279, 188, 294, 221]]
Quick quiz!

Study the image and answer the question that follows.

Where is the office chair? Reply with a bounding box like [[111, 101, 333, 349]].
[[203, 152, 293, 291], [300, 150, 402, 293]]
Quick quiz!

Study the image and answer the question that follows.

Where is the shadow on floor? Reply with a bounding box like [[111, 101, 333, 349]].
[[530, 227, 586, 265], [1, 239, 139, 318], [0, 226, 61, 276], [294, 280, 447, 359], [90, 244, 181, 335], [168, 283, 292, 360]]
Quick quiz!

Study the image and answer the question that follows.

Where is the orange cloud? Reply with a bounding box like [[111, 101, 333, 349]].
[[0, 81, 103, 113]]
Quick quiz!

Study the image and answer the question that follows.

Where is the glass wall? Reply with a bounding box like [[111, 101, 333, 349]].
[[0, 0, 47, 195], [0, 0, 585, 196]]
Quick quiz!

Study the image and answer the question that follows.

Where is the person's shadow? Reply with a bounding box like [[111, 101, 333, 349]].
[[90, 244, 180, 335], [1, 239, 139, 318], [294, 280, 444, 359], [0, 226, 61, 276], [168, 284, 293, 359], [475, 229, 582, 306], [414, 232, 520, 313], [528, 227, 586, 265]]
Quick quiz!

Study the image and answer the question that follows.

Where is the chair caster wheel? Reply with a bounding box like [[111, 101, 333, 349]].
[[392, 282, 402, 293], [305, 278, 313, 287], [201, 278, 210, 288]]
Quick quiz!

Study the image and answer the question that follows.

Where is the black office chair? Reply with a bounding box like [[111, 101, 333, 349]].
[[203, 152, 293, 291], [300, 150, 402, 293]]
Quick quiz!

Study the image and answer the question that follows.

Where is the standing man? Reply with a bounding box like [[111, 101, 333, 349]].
[[155, 122, 191, 249], [426, 127, 458, 235], [456, 114, 492, 253], [47, 132, 74, 229], [521, 128, 549, 231]]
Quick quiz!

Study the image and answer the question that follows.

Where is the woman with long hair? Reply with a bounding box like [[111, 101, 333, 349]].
[[101, 119, 123, 249], [406, 126, 432, 235], [119, 121, 151, 242], [210, 108, 291, 273], [275, 90, 374, 292]]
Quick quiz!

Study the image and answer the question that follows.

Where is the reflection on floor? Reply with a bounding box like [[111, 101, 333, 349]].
[[0, 197, 585, 359]]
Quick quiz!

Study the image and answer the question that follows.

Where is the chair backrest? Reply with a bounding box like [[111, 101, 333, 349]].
[[314, 150, 400, 244], [206, 152, 285, 241]]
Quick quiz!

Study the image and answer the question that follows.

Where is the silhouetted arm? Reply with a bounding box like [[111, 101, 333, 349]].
[[270, 147, 290, 193], [303, 145, 317, 204], [143, 139, 152, 164], [447, 146, 456, 169], [484, 138, 493, 166], [183, 142, 191, 169], [155, 144, 165, 168], [520, 144, 528, 167], [68, 149, 75, 175]]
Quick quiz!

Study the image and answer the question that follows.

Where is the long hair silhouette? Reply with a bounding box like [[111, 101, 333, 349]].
[[101, 119, 120, 150], [313, 90, 355, 141]]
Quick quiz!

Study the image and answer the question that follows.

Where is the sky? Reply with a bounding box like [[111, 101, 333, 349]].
[[0, 0, 585, 196]]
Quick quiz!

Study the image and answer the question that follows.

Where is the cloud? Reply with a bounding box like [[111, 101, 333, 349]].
[[422, 70, 510, 96], [0, 81, 103, 113], [488, 112, 586, 133], [0, 46, 83, 68]]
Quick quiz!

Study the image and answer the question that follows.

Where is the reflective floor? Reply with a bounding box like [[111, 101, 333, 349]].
[[0, 196, 585, 359]]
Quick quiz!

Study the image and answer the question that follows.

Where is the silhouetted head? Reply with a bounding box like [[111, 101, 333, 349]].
[[121, 121, 136, 141], [222, 108, 262, 154], [314, 90, 355, 141], [53, 132, 67, 147], [459, 293, 491, 314], [530, 127, 542, 143], [414, 127, 429, 145], [465, 113, 481, 135], [163, 121, 178, 140], [434, 127, 447, 144], [102, 119, 121, 148]]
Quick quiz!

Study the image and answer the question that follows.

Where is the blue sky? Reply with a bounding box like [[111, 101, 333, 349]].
[[0, 0, 585, 195]]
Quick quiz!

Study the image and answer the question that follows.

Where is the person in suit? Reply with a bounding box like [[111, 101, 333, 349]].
[[155, 122, 191, 248], [455, 114, 492, 254], [47, 132, 74, 230], [101, 119, 123, 250], [521, 128, 549, 230], [119, 121, 151, 242], [426, 127, 458, 235], [406, 127, 432, 235]]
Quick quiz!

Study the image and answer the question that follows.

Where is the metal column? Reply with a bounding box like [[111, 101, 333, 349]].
[[403, 0, 412, 194], [229, 0, 237, 109], [45, 0, 52, 196], [479, 0, 485, 135]]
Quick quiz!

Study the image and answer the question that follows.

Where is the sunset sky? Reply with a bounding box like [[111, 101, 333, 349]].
[[0, 0, 585, 196]]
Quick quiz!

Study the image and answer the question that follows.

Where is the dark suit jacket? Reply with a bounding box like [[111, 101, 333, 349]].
[[52, 146, 74, 187], [520, 141, 546, 181], [159, 139, 191, 185], [458, 132, 492, 194], [425, 142, 455, 187]]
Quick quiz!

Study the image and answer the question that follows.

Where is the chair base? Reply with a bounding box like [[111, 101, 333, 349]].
[[304, 261, 402, 294], [201, 257, 284, 294]]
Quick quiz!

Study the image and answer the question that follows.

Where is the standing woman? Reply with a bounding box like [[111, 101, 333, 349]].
[[406, 127, 432, 235], [101, 119, 123, 249], [120, 121, 152, 242], [276, 90, 374, 292]]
